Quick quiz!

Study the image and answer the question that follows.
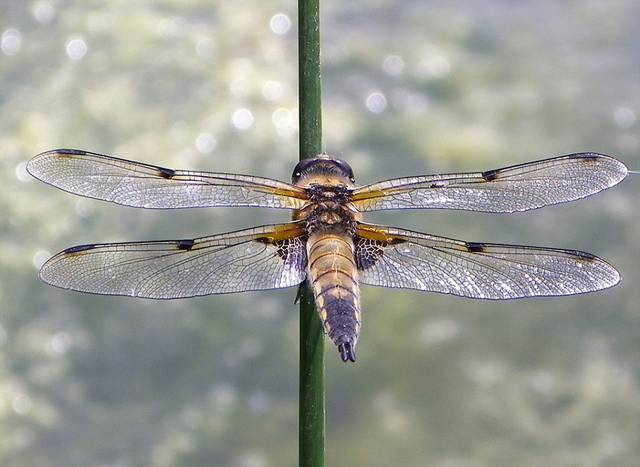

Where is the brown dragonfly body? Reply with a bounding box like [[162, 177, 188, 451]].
[[27, 150, 628, 361], [292, 158, 362, 361]]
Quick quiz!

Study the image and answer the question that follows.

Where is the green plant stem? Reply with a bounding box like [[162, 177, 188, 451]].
[[298, 0, 324, 465]]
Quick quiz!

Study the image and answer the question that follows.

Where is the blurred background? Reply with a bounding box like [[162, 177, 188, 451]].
[[2, 1, 640, 465]]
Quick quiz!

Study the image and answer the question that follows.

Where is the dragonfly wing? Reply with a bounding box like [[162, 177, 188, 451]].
[[355, 223, 620, 299], [27, 149, 308, 209], [351, 153, 628, 212], [39, 223, 308, 299]]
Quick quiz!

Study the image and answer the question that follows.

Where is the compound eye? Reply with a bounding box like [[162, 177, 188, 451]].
[[292, 159, 314, 183], [331, 159, 354, 181]]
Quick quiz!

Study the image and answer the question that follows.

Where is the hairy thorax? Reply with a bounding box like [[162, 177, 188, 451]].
[[293, 184, 361, 235]]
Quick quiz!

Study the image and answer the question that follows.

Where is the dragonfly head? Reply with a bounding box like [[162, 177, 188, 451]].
[[292, 154, 355, 187]]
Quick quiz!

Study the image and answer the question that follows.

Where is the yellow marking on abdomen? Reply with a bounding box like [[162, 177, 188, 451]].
[[307, 232, 362, 361]]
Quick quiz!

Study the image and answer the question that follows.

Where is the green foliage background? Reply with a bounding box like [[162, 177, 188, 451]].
[[2, 1, 640, 465]]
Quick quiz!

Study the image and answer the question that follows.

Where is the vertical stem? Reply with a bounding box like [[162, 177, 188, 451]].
[[298, 0, 324, 465], [298, 0, 322, 157]]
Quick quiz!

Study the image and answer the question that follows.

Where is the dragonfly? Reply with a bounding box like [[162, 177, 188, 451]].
[[27, 149, 628, 362]]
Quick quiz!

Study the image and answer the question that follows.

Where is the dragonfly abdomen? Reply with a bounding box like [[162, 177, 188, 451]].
[[307, 232, 361, 362]]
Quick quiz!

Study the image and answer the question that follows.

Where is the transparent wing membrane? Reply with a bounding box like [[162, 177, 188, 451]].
[[356, 223, 620, 299], [39, 224, 307, 299], [27, 149, 308, 210], [29, 150, 627, 304], [352, 153, 628, 213]]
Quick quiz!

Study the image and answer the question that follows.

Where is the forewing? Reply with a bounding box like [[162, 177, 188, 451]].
[[27, 149, 308, 209], [355, 223, 620, 299], [351, 153, 628, 213], [39, 223, 308, 299]]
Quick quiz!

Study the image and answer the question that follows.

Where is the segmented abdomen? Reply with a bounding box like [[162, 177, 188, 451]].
[[307, 232, 361, 362]]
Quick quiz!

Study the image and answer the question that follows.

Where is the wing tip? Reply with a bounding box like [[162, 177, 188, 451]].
[[569, 152, 629, 184], [27, 149, 87, 182]]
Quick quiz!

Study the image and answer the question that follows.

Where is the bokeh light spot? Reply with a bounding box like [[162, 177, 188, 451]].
[[270, 14, 291, 35], [232, 109, 254, 130], [1, 29, 21, 56], [366, 93, 387, 113], [66, 38, 88, 60]]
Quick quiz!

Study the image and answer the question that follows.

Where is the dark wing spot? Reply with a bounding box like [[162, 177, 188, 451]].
[[157, 167, 176, 179], [255, 237, 307, 270], [569, 153, 599, 162], [481, 168, 500, 182], [274, 242, 290, 261], [57, 148, 86, 157], [255, 237, 286, 259], [176, 239, 195, 250], [355, 239, 384, 270], [567, 249, 597, 262], [64, 244, 98, 255], [465, 242, 485, 253], [355, 237, 406, 271]]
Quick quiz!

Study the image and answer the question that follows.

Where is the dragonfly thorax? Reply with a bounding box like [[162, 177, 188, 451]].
[[295, 184, 360, 235]]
